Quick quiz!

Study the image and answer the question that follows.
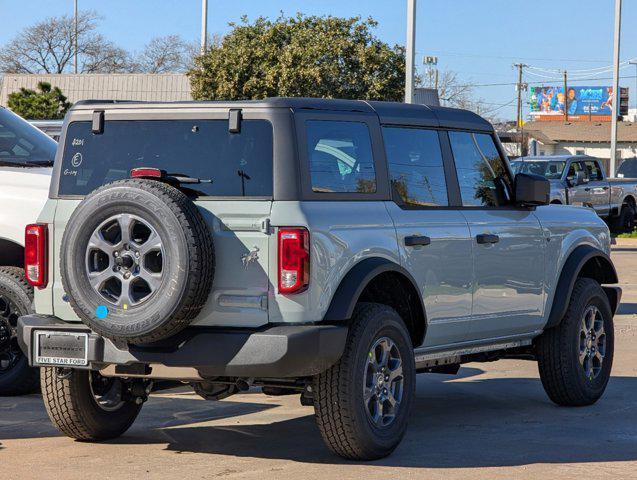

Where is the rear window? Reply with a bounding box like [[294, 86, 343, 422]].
[[59, 119, 273, 197]]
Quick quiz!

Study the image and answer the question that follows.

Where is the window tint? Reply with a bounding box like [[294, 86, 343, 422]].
[[618, 159, 637, 177], [306, 120, 376, 193], [383, 127, 448, 207], [59, 119, 273, 196], [449, 131, 511, 207], [584, 160, 603, 180], [0, 108, 57, 166], [567, 161, 583, 178]]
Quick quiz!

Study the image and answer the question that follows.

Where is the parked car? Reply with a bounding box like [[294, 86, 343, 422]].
[[0, 106, 55, 395], [29, 120, 64, 142], [511, 155, 637, 232], [616, 157, 637, 179], [18, 99, 619, 460]]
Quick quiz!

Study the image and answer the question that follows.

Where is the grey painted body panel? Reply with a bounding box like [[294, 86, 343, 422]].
[[33, 99, 617, 357]]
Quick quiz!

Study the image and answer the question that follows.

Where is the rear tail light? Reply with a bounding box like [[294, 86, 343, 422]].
[[25, 224, 48, 288], [278, 228, 309, 294]]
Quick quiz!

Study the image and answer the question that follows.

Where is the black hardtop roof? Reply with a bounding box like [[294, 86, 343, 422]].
[[72, 97, 493, 132]]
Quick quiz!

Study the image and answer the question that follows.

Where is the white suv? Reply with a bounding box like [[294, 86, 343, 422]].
[[0, 106, 55, 395]]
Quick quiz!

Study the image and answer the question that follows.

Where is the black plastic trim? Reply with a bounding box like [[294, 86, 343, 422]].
[[545, 245, 619, 329], [323, 257, 426, 323], [18, 315, 348, 378]]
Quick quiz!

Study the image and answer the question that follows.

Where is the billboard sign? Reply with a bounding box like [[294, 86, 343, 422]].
[[529, 86, 621, 117]]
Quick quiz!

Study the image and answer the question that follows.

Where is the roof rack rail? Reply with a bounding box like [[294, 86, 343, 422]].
[[73, 99, 145, 107]]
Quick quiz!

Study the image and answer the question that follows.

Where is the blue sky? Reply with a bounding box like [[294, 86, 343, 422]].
[[1, 0, 636, 120]]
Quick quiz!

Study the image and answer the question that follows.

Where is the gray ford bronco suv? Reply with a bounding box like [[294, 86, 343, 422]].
[[18, 98, 620, 460]]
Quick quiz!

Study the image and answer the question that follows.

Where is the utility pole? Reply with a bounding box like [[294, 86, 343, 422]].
[[610, 0, 622, 177], [73, 0, 78, 74], [514, 63, 528, 155], [405, 0, 417, 103], [201, 0, 208, 54], [563, 70, 568, 121]]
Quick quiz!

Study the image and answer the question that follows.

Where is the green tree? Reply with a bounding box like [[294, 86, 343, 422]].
[[189, 14, 405, 101], [7, 82, 71, 120]]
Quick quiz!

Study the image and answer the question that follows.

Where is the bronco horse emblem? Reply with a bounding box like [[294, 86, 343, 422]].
[[241, 246, 260, 269]]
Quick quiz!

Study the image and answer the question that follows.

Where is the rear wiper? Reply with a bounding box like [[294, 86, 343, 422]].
[[167, 173, 213, 185], [0, 159, 54, 167]]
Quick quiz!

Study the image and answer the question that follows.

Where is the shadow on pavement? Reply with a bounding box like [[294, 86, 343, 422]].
[[617, 302, 637, 315], [3, 368, 637, 469], [115, 368, 637, 468]]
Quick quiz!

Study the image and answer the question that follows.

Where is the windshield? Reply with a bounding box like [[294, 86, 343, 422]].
[[0, 108, 57, 167], [510, 160, 565, 179]]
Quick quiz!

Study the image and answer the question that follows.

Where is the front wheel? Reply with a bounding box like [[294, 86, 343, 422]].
[[41, 368, 143, 440], [313, 303, 415, 460], [536, 278, 614, 406]]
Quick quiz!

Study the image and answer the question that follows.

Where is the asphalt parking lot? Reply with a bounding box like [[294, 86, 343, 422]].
[[1, 247, 636, 480]]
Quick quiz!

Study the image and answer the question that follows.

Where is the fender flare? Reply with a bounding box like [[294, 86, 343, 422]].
[[546, 245, 619, 329], [323, 257, 425, 323]]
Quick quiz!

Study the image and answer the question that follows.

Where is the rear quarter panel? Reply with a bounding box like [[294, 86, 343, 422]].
[[268, 201, 399, 323]]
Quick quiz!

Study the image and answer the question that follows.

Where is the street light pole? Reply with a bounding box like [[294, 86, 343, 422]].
[[201, 0, 208, 54], [405, 0, 416, 104], [74, 0, 78, 74], [609, 0, 622, 177]]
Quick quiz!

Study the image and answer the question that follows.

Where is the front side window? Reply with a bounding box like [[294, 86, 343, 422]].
[[449, 131, 511, 207], [306, 120, 376, 193], [59, 119, 273, 197], [584, 160, 603, 181], [567, 161, 583, 179], [383, 127, 448, 207]]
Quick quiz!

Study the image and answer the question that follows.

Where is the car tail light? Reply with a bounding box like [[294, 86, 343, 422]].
[[278, 228, 309, 294], [25, 224, 48, 288], [130, 167, 163, 178]]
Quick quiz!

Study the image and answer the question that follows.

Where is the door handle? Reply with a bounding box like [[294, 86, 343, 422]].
[[603, 186, 609, 190], [584, 187, 591, 191], [404, 235, 431, 247], [476, 234, 499, 244]]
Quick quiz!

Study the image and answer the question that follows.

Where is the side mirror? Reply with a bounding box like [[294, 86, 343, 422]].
[[514, 173, 550, 207]]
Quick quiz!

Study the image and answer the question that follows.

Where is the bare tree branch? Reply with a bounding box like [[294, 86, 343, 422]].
[[0, 12, 134, 74]]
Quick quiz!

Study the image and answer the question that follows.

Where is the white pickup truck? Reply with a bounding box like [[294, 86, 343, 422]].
[[0, 106, 55, 395]]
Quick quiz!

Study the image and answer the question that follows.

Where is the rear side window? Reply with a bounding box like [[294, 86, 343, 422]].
[[306, 120, 376, 193], [59, 119, 273, 197], [383, 127, 448, 207], [449, 131, 511, 207]]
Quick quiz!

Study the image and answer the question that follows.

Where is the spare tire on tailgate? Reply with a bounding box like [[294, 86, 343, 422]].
[[61, 179, 214, 345]]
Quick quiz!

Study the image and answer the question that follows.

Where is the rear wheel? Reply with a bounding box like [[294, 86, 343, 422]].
[[611, 203, 636, 233], [0, 267, 38, 396], [41, 367, 143, 440], [536, 278, 614, 406], [313, 303, 415, 460]]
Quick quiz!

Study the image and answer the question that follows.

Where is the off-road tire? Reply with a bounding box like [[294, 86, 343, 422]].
[[0, 266, 38, 395], [536, 278, 614, 406], [60, 179, 214, 345], [610, 203, 636, 234], [41, 367, 142, 440], [313, 303, 415, 460]]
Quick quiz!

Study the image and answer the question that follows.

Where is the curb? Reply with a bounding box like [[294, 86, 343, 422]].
[[612, 237, 637, 247]]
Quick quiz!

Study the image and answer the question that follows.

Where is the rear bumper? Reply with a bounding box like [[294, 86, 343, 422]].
[[17, 315, 348, 378]]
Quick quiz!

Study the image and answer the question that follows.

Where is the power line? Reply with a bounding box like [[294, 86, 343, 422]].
[[457, 74, 637, 89], [416, 50, 617, 64]]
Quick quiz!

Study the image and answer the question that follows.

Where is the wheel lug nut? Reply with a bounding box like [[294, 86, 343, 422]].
[[124, 272, 131, 279], [385, 375, 389, 381], [114, 251, 119, 257]]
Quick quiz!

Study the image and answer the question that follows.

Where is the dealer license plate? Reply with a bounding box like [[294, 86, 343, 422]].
[[34, 331, 88, 366]]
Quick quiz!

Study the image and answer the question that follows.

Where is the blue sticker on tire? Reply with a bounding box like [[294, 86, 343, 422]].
[[96, 305, 108, 319]]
